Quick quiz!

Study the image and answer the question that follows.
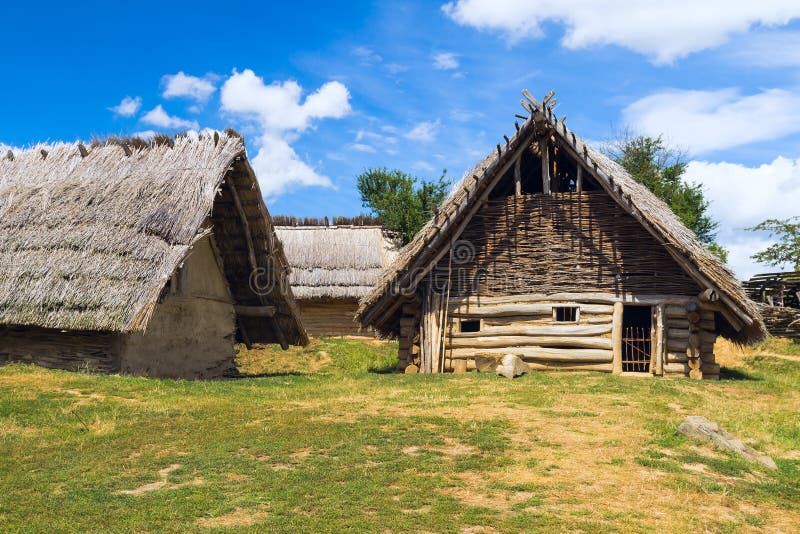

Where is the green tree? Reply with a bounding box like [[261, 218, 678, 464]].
[[608, 134, 728, 263], [357, 167, 450, 244], [747, 217, 800, 270]]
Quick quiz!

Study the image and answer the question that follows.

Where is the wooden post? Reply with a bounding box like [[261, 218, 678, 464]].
[[612, 302, 623, 374], [653, 304, 665, 376], [514, 155, 522, 196], [541, 140, 551, 195], [576, 165, 583, 193]]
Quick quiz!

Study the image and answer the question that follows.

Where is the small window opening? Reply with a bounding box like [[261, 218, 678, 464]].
[[553, 306, 579, 322], [460, 319, 481, 333]]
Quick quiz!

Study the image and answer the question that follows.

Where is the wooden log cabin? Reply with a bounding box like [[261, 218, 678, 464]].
[[274, 218, 399, 337], [0, 132, 308, 378], [356, 90, 767, 379]]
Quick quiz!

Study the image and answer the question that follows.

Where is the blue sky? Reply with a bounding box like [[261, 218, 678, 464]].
[[1, 1, 799, 278]]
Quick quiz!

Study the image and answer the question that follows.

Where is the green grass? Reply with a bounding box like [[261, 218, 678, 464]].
[[0, 338, 799, 532]]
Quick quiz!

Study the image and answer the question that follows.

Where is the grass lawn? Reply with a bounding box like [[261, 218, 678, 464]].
[[1, 337, 799, 533]]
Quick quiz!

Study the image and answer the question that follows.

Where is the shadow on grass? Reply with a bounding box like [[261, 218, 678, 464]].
[[719, 367, 762, 381], [224, 369, 308, 379], [368, 363, 398, 374]]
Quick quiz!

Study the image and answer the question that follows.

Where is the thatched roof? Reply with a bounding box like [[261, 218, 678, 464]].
[[275, 225, 399, 300], [0, 131, 307, 346], [356, 90, 766, 343]]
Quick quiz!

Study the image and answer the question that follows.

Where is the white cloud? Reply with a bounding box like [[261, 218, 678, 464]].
[[162, 72, 217, 102], [352, 46, 382, 64], [433, 52, 459, 70], [109, 96, 142, 117], [442, 0, 800, 64], [140, 105, 199, 130], [405, 120, 441, 143], [622, 88, 800, 154], [413, 160, 435, 172], [385, 63, 409, 75], [220, 69, 352, 198], [729, 30, 800, 68], [684, 156, 800, 277], [349, 143, 376, 153]]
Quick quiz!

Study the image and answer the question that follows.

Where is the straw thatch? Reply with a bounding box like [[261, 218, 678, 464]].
[[356, 90, 766, 343], [275, 225, 399, 300], [0, 131, 307, 346]]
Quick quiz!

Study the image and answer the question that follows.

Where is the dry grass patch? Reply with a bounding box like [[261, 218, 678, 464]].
[[196, 507, 268, 528]]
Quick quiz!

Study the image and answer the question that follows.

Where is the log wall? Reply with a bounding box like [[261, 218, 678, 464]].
[[397, 292, 720, 379], [296, 299, 370, 337]]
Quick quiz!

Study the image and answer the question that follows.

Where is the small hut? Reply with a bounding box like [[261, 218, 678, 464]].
[[744, 271, 800, 339], [274, 217, 399, 337], [0, 132, 307, 378], [356, 90, 766, 379]]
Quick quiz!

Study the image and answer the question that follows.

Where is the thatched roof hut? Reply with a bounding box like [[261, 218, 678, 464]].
[[357, 90, 766, 379], [275, 221, 399, 336], [0, 131, 307, 378]]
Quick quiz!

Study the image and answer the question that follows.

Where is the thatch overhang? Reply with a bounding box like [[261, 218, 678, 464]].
[[356, 90, 766, 344], [274, 225, 399, 300], [0, 131, 308, 347]]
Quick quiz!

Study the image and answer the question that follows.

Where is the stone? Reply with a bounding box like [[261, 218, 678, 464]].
[[474, 356, 498, 373], [676, 416, 777, 470], [495, 354, 530, 379]]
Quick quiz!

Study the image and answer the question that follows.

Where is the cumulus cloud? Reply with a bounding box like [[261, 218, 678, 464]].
[[433, 52, 459, 70], [109, 96, 142, 117], [685, 156, 800, 277], [220, 69, 351, 197], [140, 105, 199, 130], [405, 120, 441, 143], [442, 0, 800, 64], [162, 72, 217, 102], [622, 88, 800, 154]]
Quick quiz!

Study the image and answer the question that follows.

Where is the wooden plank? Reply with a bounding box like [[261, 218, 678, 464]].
[[541, 139, 551, 194], [449, 346, 613, 362], [451, 303, 613, 317], [446, 336, 612, 350], [452, 324, 612, 338], [449, 293, 694, 308], [612, 302, 623, 374]]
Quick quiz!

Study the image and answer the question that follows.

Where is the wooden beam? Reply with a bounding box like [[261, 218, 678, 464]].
[[514, 153, 522, 196], [576, 165, 583, 193], [612, 302, 623, 375], [227, 177, 289, 349], [541, 139, 551, 194], [235, 305, 277, 317]]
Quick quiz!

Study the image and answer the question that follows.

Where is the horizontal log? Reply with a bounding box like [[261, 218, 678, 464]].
[[451, 324, 612, 338], [667, 340, 688, 352], [665, 305, 687, 318], [666, 319, 690, 329], [234, 305, 276, 317], [450, 303, 612, 317], [448, 346, 613, 363], [446, 335, 612, 350], [668, 328, 690, 340], [666, 351, 688, 363], [442, 359, 613, 373], [663, 361, 720, 376], [482, 314, 612, 326], [449, 293, 696, 307]]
